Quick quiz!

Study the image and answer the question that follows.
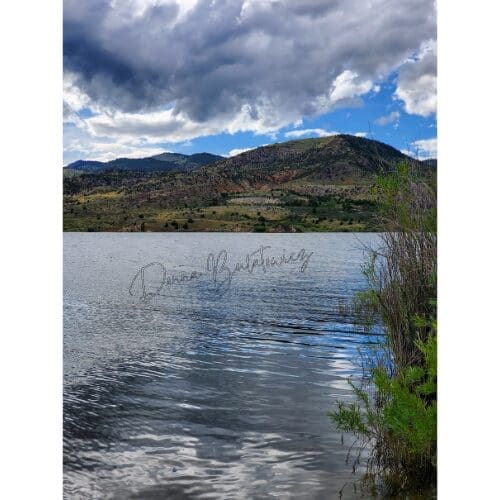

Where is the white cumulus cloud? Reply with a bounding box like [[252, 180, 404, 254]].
[[329, 70, 374, 107], [401, 137, 437, 160], [284, 128, 338, 139], [228, 147, 252, 157], [395, 41, 437, 117], [375, 111, 400, 126]]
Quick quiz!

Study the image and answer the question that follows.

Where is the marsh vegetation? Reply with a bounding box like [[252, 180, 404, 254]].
[[330, 163, 437, 496]]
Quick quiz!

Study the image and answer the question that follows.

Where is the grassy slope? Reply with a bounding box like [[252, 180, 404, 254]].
[[63, 135, 433, 232], [63, 180, 378, 232]]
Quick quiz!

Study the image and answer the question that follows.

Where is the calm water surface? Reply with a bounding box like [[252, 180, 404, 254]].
[[64, 233, 382, 499]]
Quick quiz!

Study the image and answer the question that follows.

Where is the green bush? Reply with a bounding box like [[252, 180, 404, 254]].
[[330, 333, 436, 494]]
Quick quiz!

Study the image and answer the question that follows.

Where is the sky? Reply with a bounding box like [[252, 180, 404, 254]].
[[63, 0, 437, 165]]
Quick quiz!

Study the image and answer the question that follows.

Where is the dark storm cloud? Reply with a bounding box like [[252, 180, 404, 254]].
[[64, 0, 436, 122]]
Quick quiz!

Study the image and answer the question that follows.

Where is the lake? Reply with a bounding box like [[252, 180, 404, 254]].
[[64, 233, 382, 499]]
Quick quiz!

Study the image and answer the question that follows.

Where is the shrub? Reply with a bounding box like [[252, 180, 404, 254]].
[[331, 332, 436, 495], [331, 162, 437, 495], [368, 163, 437, 370]]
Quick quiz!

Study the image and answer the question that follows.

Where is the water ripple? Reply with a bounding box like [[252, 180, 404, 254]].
[[64, 233, 381, 499]]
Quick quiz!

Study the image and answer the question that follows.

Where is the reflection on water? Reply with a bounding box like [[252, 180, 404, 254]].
[[64, 233, 382, 499]]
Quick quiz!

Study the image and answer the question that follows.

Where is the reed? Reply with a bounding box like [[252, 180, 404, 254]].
[[330, 162, 437, 496]]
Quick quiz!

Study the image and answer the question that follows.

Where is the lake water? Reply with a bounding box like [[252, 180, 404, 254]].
[[64, 233, 382, 499]]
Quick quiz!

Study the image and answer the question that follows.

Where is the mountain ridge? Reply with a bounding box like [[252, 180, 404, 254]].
[[201, 134, 426, 182], [65, 135, 436, 178], [65, 151, 224, 173]]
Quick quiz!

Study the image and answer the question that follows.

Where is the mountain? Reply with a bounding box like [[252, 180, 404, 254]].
[[203, 134, 419, 183], [63, 134, 436, 233], [65, 151, 224, 173]]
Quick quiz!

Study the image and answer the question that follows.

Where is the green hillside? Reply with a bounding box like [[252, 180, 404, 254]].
[[63, 134, 435, 232]]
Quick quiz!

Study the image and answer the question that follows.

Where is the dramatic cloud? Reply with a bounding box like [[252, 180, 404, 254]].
[[83, 103, 301, 143], [375, 111, 400, 126], [395, 41, 437, 117], [63, 0, 436, 160]]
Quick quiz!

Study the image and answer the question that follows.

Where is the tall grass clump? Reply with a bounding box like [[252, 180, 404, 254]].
[[330, 162, 437, 495]]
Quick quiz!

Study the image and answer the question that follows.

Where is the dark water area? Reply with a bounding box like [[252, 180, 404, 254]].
[[64, 233, 382, 499]]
